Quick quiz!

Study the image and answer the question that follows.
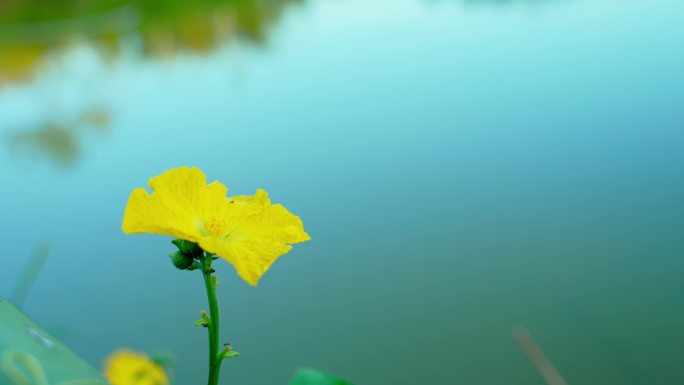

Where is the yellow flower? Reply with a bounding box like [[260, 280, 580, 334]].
[[122, 166, 311, 285], [104, 350, 169, 385]]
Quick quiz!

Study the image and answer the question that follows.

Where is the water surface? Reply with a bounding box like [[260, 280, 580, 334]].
[[1, 0, 683, 384]]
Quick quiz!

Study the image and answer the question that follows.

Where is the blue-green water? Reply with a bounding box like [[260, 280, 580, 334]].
[[1, 0, 684, 384]]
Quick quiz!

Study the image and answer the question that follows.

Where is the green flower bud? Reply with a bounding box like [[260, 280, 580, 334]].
[[169, 250, 194, 270], [219, 343, 240, 360], [172, 239, 203, 257]]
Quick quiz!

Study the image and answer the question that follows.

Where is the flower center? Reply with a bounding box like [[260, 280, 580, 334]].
[[203, 216, 228, 237]]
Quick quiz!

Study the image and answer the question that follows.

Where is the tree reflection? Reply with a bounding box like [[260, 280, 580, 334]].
[[8, 108, 110, 167], [0, 0, 303, 167], [0, 0, 304, 82]]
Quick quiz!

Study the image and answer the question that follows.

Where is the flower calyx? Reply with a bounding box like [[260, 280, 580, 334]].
[[172, 239, 203, 257], [169, 250, 194, 270], [169, 239, 203, 270]]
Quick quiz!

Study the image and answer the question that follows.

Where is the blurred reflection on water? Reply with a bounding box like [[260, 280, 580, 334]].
[[10, 124, 80, 166], [8, 109, 109, 166], [0, 0, 305, 166], [0, 0, 558, 167], [1, 0, 684, 385], [0, 0, 304, 82]]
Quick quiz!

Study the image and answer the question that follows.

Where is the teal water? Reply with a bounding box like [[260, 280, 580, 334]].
[[1, 0, 684, 384]]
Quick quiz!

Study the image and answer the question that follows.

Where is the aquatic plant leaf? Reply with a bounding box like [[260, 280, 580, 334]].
[[0, 298, 108, 385], [289, 368, 355, 385]]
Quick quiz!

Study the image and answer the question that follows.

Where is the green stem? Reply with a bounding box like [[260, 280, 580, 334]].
[[200, 254, 222, 385]]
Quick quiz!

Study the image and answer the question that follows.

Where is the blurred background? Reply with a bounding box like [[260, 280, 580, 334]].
[[1, 0, 683, 384]]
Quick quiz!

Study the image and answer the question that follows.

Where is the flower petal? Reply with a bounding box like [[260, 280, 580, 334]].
[[122, 166, 228, 241], [122, 168, 310, 285], [104, 350, 168, 385], [199, 199, 310, 285]]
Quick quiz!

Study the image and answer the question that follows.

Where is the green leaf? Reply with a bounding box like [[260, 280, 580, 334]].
[[289, 368, 355, 385]]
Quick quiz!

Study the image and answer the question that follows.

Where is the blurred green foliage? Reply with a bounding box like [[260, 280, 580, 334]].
[[0, 0, 302, 42], [289, 368, 355, 385], [0, 0, 303, 82]]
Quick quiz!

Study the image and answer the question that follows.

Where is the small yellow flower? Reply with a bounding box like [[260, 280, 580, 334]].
[[104, 350, 169, 385], [122, 167, 311, 285]]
